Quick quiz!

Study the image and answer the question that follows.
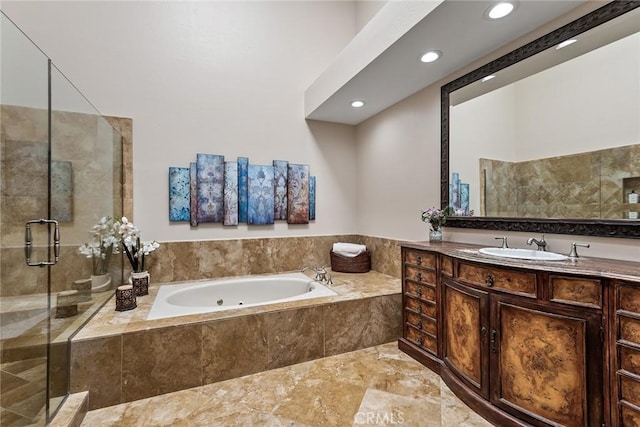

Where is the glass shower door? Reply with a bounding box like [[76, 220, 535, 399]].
[[1, 12, 53, 426], [47, 64, 124, 415], [1, 12, 124, 424]]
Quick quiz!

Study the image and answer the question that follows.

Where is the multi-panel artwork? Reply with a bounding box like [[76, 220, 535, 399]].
[[449, 171, 471, 216], [169, 154, 316, 226]]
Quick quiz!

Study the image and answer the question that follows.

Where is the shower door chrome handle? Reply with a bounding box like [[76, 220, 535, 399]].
[[25, 219, 60, 267]]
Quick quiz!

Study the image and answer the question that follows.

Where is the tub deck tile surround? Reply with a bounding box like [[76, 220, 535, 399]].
[[70, 270, 401, 410], [80, 343, 492, 427]]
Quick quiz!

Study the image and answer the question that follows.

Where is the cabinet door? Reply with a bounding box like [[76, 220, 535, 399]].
[[491, 296, 603, 427], [442, 279, 490, 399]]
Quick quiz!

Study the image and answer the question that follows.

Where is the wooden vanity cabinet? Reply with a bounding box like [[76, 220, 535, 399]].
[[400, 248, 441, 371], [400, 245, 611, 427], [613, 280, 640, 426]]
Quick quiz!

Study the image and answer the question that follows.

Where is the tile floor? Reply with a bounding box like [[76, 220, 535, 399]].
[[0, 357, 46, 426], [81, 342, 493, 426]]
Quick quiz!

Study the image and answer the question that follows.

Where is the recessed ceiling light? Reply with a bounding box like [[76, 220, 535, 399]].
[[482, 75, 496, 82], [486, 2, 515, 19], [556, 39, 577, 50], [420, 50, 441, 63], [351, 100, 365, 108]]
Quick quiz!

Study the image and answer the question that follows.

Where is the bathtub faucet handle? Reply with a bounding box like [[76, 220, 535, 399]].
[[302, 266, 331, 283], [315, 267, 327, 282]]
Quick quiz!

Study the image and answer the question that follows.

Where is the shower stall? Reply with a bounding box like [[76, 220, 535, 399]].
[[1, 12, 124, 425]]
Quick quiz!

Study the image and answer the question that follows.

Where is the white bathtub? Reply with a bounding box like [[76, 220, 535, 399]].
[[147, 272, 337, 320]]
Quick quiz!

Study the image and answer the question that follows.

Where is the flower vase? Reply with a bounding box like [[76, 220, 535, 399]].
[[90, 274, 112, 293], [129, 271, 150, 297], [429, 229, 443, 242]]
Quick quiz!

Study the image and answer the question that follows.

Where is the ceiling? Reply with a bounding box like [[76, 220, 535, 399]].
[[305, 0, 590, 125]]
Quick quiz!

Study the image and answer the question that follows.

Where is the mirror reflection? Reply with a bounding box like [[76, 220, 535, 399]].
[[448, 6, 640, 221]]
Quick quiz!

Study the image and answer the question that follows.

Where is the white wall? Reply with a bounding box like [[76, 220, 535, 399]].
[[450, 85, 517, 214], [515, 32, 640, 160], [356, 83, 441, 240], [1, 1, 359, 242], [355, 1, 387, 33]]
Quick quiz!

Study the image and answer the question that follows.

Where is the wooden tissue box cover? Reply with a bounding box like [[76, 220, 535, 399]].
[[330, 250, 371, 273]]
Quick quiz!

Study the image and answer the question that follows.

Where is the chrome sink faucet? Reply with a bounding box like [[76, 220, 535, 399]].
[[526, 235, 547, 251], [568, 242, 590, 259], [494, 236, 509, 249]]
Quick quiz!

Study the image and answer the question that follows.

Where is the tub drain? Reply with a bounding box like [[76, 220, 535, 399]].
[[217, 299, 223, 306], [238, 301, 244, 305]]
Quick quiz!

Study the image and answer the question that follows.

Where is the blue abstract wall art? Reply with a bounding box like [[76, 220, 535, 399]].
[[189, 162, 198, 226], [450, 171, 471, 215], [238, 157, 249, 223], [273, 160, 288, 221], [169, 153, 317, 227], [196, 153, 225, 223], [169, 167, 191, 222], [309, 176, 316, 221], [248, 164, 275, 225], [287, 163, 309, 224], [224, 162, 238, 226]]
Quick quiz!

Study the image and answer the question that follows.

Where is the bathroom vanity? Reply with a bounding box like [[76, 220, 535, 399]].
[[399, 241, 640, 427]]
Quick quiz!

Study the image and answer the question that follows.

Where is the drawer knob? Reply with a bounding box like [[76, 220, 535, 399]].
[[418, 336, 424, 346], [417, 287, 423, 297], [417, 272, 423, 281], [485, 275, 494, 287], [418, 320, 423, 330], [416, 256, 423, 265], [418, 305, 422, 314]]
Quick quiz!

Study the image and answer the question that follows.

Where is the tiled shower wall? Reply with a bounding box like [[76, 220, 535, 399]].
[[0, 105, 127, 297], [481, 143, 640, 219]]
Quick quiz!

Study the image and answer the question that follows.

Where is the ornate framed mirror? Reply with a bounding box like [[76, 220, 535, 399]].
[[441, 1, 640, 238]]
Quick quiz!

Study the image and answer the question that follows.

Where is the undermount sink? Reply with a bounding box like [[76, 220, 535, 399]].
[[478, 247, 568, 261]]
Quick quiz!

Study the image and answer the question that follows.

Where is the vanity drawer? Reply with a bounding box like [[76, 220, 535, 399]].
[[404, 250, 436, 268], [405, 281, 436, 302], [549, 275, 602, 309], [621, 404, 640, 427], [406, 296, 437, 319], [405, 324, 437, 354], [457, 262, 537, 297], [405, 266, 436, 286], [620, 345, 640, 376], [621, 376, 640, 407], [441, 256, 453, 277], [618, 282, 640, 313], [620, 316, 640, 345], [406, 311, 437, 336]]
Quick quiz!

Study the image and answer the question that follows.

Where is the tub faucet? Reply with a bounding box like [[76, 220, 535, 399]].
[[526, 235, 547, 251], [301, 266, 332, 285]]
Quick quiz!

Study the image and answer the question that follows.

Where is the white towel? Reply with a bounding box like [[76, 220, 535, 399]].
[[332, 242, 367, 257]]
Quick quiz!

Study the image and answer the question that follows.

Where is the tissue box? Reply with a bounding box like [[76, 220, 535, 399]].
[[330, 250, 371, 273]]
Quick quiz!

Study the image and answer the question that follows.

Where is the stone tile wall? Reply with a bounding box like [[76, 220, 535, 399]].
[[145, 234, 402, 285], [1, 105, 126, 297], [482, 143, 640, 219]]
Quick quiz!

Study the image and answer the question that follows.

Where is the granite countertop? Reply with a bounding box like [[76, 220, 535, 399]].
[[401, 240, 640, 283], [73, 269, 401, 342]]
